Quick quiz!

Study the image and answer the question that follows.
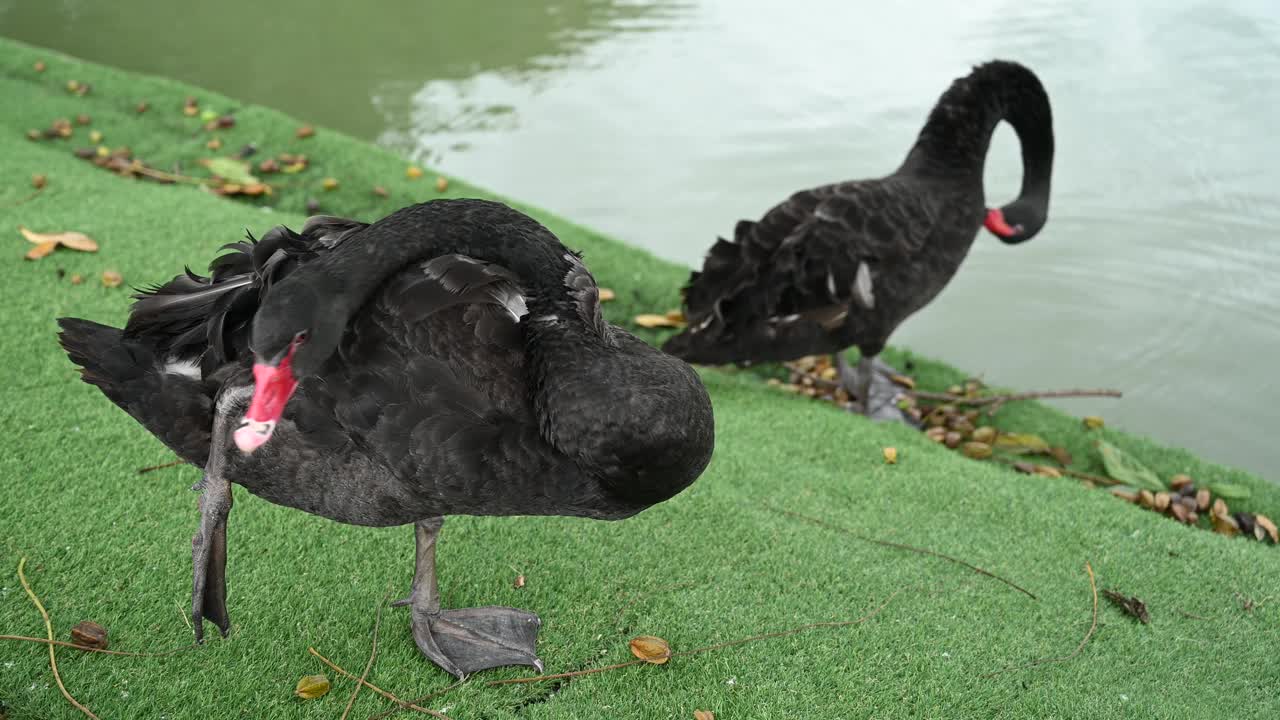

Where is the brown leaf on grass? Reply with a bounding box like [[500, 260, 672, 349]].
[[406, 165, 423, 179], [889, 373, 915, 390], [883, 447, 898, 464], [1033, 465, 1062, 478], [296, 125, 315, 139], [34, 60, 46, 72], [258, 158, 280, 174], [136, 101, 149, 114], [1211, 511, 1240, 537], [694, 711, 715, 720], [294, 674, 330, 699], [69, 621, 108, 650], [101, 270, 123, 288], [1048, 446, 1073, 467], [372, 185, 389, 197], [32, 174, 47, 189], [961, 442, 992, 460], [598, 288, 616, 302], [25, 240, 58, 260], [1109, 486, 1139, 503], [634, 313, 686, 329], [514, 574, 526, 589], [629, 635, 671, 665], [1102, 589, 1150, 624], [19, 226, 99, 259], [70, 273, 83, 285], [435, 176, 449, 192], [206, 137, 222, 151], [76, 114, 91, 126]]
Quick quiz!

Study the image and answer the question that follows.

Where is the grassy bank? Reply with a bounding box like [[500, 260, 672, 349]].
[[1, 36, 1278, 719]]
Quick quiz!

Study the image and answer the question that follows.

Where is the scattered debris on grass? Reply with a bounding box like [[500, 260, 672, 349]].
[[487, 588, 902, 688], [17, 558, 99, 719], [772, 506, 1037, 600], [373, 185, 389, 197], [1083, 416, 1105, 429], [1102, 590, 1150, 624], [435, 176, 449, 193], [883, 446, 898, 464], [322, 177, 339, 191], [135, 101, 149, 114], [406, 166, 424, 179], [296, 125, 315, 139], [294, 674, 331, 700], [598, 287, 616, 302], [985, 562, 1097, 678], [32, 174, 47, 189], [694, 711, 716, 720], [68, 621, 109, 650], [34, 60, 46, 72], [100, 270, 123, 288]]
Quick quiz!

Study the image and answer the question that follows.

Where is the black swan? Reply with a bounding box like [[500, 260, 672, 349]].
[[661, 60, 1054, 420], [57, 198, 716, 678]]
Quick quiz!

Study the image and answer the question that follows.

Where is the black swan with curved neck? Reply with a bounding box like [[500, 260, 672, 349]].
[[57, 199, 716, 678], [662, 60, 1054, 420]]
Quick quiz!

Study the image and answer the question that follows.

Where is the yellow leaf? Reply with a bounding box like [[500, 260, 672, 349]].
[[24, 240, 58, 260], [665, 310, 686, 323], [629, 635, 671, 665], [882, 447, 898, 464], [993, 433, 1050, 454], [101, 270, 123, 288], [435, 176, 449, 192], [294, 674, 330, 700], [598, 288, 616, 302], [694, 712, 716, 720], [1256, 514, 1279, 544], [1083, 416, 1105, 429], [19, 226, 99, 254], [295, 125, 315, 139], [889, 374, 915, 390], [321, 177, 339, 191], [282, 162, 308, 174], [634, 313, 686, 329], [406, 165, 424, 179], [1032, 465, 1062, 478]]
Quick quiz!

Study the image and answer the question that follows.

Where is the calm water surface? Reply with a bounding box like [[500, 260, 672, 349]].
[[3, 0, 1277, 479]]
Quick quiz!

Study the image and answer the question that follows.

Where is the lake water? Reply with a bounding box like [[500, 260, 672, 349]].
[[3, 0, 1277, 479]]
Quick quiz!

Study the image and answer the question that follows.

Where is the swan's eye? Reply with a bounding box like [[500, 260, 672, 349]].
[[294, 330, 309, 345]]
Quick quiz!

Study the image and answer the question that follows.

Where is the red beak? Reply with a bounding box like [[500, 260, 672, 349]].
[[234, 357, 298, 454], [984, 208, 1018, 239]]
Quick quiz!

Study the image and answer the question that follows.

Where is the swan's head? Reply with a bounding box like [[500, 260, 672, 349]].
[[236, 282, 343, 453], [984, 198, 1048, 245]]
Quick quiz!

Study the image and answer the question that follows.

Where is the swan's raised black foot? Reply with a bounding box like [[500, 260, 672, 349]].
[[834, 352, 916, 426], [412, 606, 543, 679]]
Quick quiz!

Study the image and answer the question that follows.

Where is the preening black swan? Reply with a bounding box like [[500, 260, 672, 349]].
[[57, 198, 716, 679], [662, 60, 1054, 420]]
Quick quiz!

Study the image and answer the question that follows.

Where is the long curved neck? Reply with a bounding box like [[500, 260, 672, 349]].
[[309, 199, 579, 320], [898, 60, 1054, 204]]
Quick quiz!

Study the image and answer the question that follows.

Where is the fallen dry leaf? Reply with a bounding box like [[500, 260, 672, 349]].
[[70, 273, 83, 285], [436, 176, 449, 192], [89, 129, 103, 144], [1212, 512, 1240, 537], [634, 313, 686, 329], [883, 447, 898, 464], [888, 373, 915, 390], [694, 711, 715, 720], [598, 288, 616, 302], [101, 270, 123, 288], [296, 125, 315, 139], [514, 574, 526, 589], [19, 226, 99, 258], [34, 60, 46, 72], [373, 185, 389, 197], [321, 177, 339, 191], [1048, 446, 1073, 467], [994, 432, 1050, 454], [294, 674, 330, 700], [136, 101, 149, 114], [25, 240, 58, 260], [1102, 589, 1150, 624], [1083, 416, 1105, 430], [961, 442, 992, 460], [76, 114, 91, 126], [32, 174, 47, 189], [1255, 514, 1278, 544], [1033, 465, 1062, 478], [206, 137, 223, 151], [629, 635, 671, 665], [69, 620, 109, 649], [406, 165, 423, 179], [258, 158, 280, 174]]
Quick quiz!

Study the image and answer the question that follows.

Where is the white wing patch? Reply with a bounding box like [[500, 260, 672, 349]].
[[163, 358, 202, 380]]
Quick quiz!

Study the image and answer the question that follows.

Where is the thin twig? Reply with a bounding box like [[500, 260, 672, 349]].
[[984, 562, 1098, 678], [130, 165, 218, 186], [1177, 608, 1210, 621], [365, 679, 466, 720], [18, 558, 100, 720], [992, 457, 1123, 487], [910, 388, 1122, 407], [138, 459, 186, 474], [341, 591, 391, 720], [771, 506, 1037, 600], [1, 188, 45, 208], [487, 587, 902, 687], [308, 647, 451, 719], [0, 634, 195, 657]]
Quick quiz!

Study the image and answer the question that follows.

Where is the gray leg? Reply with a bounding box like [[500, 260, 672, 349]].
[[192, 404, 236, 642], [835, 351, 916, 425], [397, 517, 543, 679], [834, 352, 874, 415]]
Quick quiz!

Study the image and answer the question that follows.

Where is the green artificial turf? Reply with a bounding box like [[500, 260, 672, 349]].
[[2, 37, 1279, 720]]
